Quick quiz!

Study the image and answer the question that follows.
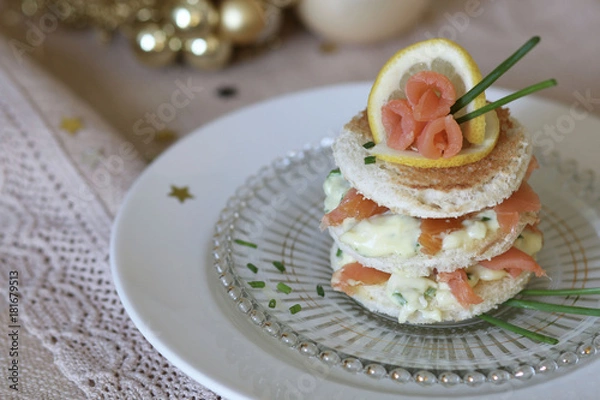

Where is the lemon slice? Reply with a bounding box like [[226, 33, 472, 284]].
[[369, 110, 499, 169], [368, 38, 486, 148]]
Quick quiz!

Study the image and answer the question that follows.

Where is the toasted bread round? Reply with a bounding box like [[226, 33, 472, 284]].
[[328, 211, 539, 276], [329, 245, 532, 324], [332, 108, 532, 218]]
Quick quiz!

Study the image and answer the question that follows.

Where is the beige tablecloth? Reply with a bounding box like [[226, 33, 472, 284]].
[[1, 0, 600, 399]]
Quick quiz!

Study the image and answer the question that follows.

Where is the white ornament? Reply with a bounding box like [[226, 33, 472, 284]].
[[297, 0, 431, 44]]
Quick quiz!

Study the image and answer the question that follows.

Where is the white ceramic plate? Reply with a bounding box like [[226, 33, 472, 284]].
[[111, 83, 600, 399]]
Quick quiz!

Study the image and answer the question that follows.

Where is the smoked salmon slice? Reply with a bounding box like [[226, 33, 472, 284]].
[[321, 188, 388, 228], [419, 217, 466, 255], [494, 182, 541, 233], [382, 99, 426, 150], [479, 247, 546, 278], [438, 269, 483, 307], [416, 115, 463, 159], [405, 71, 457, 122], [331, 262, 391, 296]]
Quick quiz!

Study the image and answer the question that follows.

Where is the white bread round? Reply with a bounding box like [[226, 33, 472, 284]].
[[328, 211, 539, 276], [332, 108, 532, 218], [329, 245, 532, 324]]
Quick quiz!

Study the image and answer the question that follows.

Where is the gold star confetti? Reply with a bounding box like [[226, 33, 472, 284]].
[[319, 42, 338, 54], [168, 185, 194, 203], [60, 117, 83, 135], [155, 129, 177, 143]]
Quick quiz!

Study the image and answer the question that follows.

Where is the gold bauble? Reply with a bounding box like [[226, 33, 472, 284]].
[[219, 0, 266, 44], [254, 2, 282, 44], [132, 22, 178, 67], [167, 0, 219, 33], [182, 34, 232, 70]]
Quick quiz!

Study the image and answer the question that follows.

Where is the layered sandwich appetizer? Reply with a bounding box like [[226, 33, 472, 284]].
[[321, 38, 556, 324]]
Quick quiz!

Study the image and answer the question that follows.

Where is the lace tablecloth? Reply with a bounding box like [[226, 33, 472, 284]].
[[1, 0, 600, 399]]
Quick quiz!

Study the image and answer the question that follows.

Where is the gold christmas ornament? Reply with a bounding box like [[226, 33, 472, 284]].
[[167, 0, 219, 33], [132, 21, 178, 67], [12, 0, 299, 70], [182, 34, 232, 70], [219, 0, 266, 45]]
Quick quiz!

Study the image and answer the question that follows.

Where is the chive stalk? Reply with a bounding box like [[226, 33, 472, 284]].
[[234, 239, 257, 249], [268, 299, 276, 308], [246, 263, 258, 273], [478, 313, 559, 345], [248, 281, 265, 288], [450, 36, 540, 114], [520, 288, 600, 296], [289, 304, 302, 314], [272, 261, 286, 272], [504, 299, 600, 317], [364, 156, 377, 165], [316, 284, 325, 297], [455, 79, 557, 124], [277, 282, 293, 294], [363, 141, 375, 149]]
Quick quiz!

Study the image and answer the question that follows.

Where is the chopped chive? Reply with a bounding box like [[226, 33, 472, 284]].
[[424, 287, 437, 298], [272, 261, 286, 272], [363, 141, 375, 149], [289, 304, 302, 314], [364, 156, 377, 165], [392, 292, 407, 306], [268, 299, 276, 308], [478, 313, 558, 345], [481, 217, 491, 222], [246, 263, 258, 273], [328, 168, 341, 177], [317, 284, 325, 297], [234, 239, 257, 249], [248, 281, 265, 288], [336, 248, 343, 257], [277, 282, 293, 294], [450, 36, 540, 114], [520, 288, 600, 296], [455, 79, 557, 124], [504, 298, 600, 317]]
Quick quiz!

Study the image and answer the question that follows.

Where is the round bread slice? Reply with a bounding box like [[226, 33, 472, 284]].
[[332, 107, 532, 218], [328, 211, 539, 276], [329, 245, 533, 324]]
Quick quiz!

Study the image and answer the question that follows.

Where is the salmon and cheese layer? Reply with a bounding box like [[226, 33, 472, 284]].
[[321, 166, 540, 276], [330, 226, 544, 324]]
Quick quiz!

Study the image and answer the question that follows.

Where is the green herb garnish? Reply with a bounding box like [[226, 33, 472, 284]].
[[317, 284, 325, 297], [234, 239, 257, 249], [328, 168, 341, 177], [504, 299, 600, 317], [520, 288, 600, 296], [363, 141, 375, 149], [364, 156, 377, 165], [272, 261, 286, 272], [450, 36, 541, 114], [277, 282, 293, 294], [289, 304, 302, 314], [268, 299, 276, 308], [481, 217, 491, 222], [248, 281, 265, 288], [455, 79, 557, 124], [336, 248, 343, 257], [392, 292, 407, 306], [478, 313, 558, 345], [424, 287, 437, 298], [246, 263, 258, 273]]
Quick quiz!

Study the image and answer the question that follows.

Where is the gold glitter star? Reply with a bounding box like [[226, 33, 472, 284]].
[[168, 185, 194, 203], [60, 117, 83, 135]]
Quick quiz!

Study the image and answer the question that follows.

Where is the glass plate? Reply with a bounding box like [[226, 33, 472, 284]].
[[212, 140, 600, 387]]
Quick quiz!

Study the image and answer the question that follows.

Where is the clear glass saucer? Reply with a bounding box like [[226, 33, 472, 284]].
[[212, 140, 600, 386]]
